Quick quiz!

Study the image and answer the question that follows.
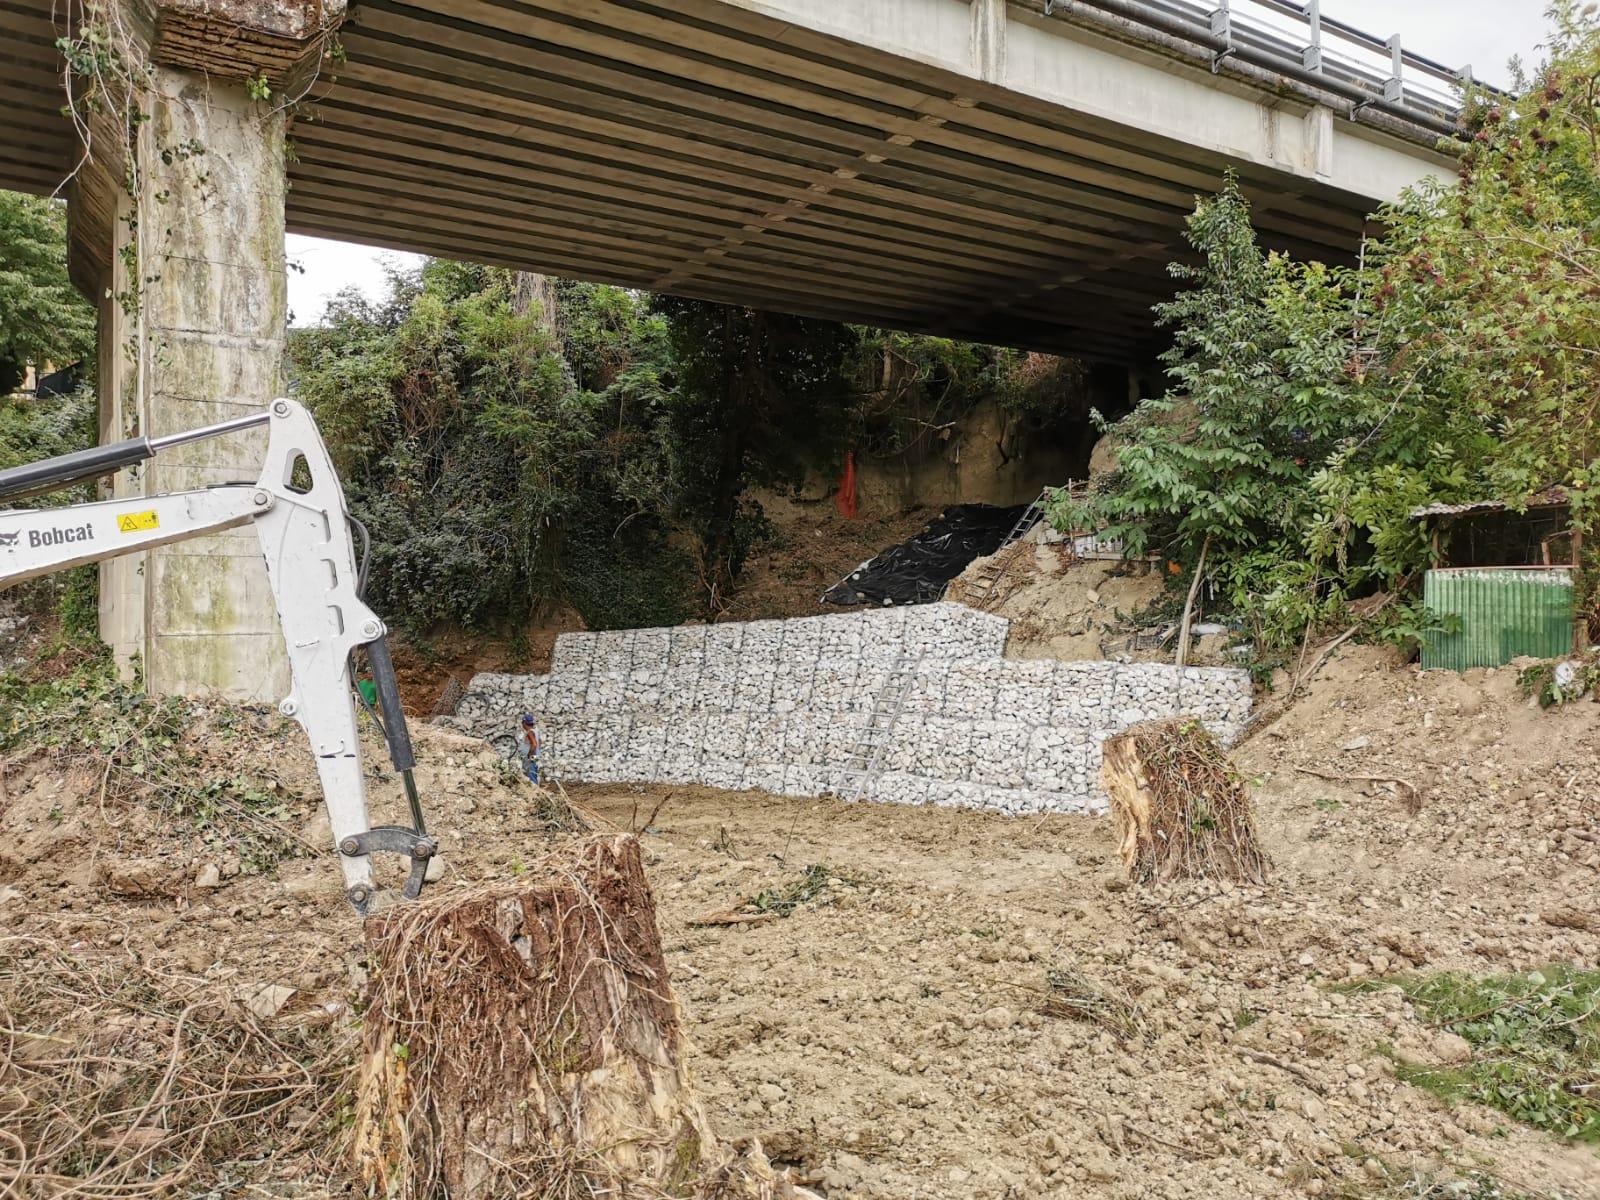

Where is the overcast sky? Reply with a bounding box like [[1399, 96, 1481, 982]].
[[285, 0, 1557, 325]]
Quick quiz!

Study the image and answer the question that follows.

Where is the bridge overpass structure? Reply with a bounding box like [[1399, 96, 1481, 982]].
[[1, 0, 1466, 696]]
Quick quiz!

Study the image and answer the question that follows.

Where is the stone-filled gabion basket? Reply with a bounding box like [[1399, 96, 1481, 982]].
[[443, 603, 1251, 816]]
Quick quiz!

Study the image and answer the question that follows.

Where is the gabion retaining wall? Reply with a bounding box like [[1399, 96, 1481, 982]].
[[449, 603, 1251, 816]]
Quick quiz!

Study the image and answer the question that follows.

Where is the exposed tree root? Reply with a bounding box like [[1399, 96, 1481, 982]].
[[0, 935, 348, 1198]]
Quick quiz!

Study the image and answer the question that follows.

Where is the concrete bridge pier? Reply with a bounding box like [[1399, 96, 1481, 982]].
[[68, 1, 341, 699]]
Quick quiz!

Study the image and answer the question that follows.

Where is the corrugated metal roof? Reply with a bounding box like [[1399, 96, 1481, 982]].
[[1410, 487, 1570, 520]]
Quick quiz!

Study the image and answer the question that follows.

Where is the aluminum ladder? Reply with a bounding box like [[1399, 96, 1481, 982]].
[[833, 653, 921, 803], [949, 485, 1056, 605]]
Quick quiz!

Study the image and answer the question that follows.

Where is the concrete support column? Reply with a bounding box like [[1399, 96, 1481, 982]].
[[118, 69, 290, 697], [971, 0, 1006, 83], [91, 181, 140, 679], [90, 70, 290, 698], [69, 0, 342, 699]]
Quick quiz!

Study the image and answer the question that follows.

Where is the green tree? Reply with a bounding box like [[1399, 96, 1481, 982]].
[[654, 298, 856, 611], [1317, 4, 1600, 564], [0, 189, 99, 644], [846, 329, 992, 458], [1061, 176, 1357, 576], [291, 261, 584, 630], [842, 331, 1091, 464], [289, 265, 700, 632], [1061, 4, 1600, 650], [1288, 3, 1600, 638], [0, 190, 94, 394]]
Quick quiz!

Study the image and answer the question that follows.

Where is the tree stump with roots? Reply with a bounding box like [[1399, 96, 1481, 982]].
[[352, 834, 803, 1199], [1101, 718, 1271, 886]]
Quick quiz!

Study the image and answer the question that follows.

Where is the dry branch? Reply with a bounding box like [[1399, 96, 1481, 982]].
[[1234, 1047, 1327, 1094], [1102, 719, 1271, 886], [1293, 765, 1419, 810], [0, 935, 348, 1198], [1542, 906, 1600, 932], [945, 540, 1033, 612], [1174, 535, 1210, 668], [689, 910, 781, 928], [532, 779, 594, 834], [353, 834, 804, 1200], [1039, 961, 1145, 1039]]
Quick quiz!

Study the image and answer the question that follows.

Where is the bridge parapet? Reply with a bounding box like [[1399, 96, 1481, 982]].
[[1036, 0, 1474, 141]]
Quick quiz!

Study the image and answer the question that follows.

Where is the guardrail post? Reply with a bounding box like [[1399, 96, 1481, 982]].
[[1209, 0, 1231, 41], [1209, 0, 1233, 72], [1383, 33, 1404, 102], [1302, 0, 1323, 74]]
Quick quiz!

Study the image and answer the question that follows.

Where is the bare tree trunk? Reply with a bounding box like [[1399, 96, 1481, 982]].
[[702, 308, 750, 616], [512, 271, 562, 351], [1174, 534, 1211, 668], [353, 835, 805, 1199]]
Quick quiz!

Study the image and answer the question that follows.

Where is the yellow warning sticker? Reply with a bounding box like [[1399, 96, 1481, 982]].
[[117, 510, 159, 534]]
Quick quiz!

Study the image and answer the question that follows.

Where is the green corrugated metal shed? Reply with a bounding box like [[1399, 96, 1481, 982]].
[[1421, 568, 1575, 670]]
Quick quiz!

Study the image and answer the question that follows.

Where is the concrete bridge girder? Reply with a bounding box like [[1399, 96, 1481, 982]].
[[751, 0, 1432, 197], [283, 0, 1441, 351]]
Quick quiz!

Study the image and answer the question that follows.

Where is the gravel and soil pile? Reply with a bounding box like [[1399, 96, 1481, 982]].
[[950, 543, 1169, 662]]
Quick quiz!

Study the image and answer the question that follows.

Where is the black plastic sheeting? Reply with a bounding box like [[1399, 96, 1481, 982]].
[[822, 503, 1028, 607]]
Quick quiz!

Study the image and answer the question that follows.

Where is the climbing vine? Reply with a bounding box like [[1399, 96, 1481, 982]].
[[24, 0, 345, 646], [52, 0, 344, 444], [55, 0, 154, 431]]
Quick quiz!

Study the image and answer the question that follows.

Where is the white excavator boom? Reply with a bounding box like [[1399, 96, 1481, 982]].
[[0, 398, 436, 913]]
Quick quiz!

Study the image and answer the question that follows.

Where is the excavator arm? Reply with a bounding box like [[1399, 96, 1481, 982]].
[[0, 398, 436, 914]]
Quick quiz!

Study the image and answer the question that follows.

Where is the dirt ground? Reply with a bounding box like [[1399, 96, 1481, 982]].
[[951, 539, 1279, 669], [714, 497, 938, 623], [612, 647, 1600, 1199], [2, 642, 1598, 1197], [389, 609, 585, 713]]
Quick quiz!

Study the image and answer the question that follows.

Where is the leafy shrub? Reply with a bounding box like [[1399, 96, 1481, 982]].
[[1518, 651, 1600, 708], [0, 384, 101, 644], [289, 251, 1101, 630], [1366, 967, 1600, 1142], [655, 297, 857, 607], [291, 262, 604, 631], [562, 506, 697, 630]]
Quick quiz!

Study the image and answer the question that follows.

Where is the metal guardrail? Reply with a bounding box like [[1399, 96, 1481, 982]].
[[1044, 0, 1485, 136]]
